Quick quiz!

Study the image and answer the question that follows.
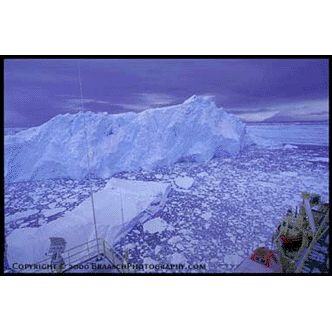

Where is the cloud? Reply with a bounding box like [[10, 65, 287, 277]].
[[237, 110, 280, 122], [114, 93, 180, 112], [277, 99, 328, 116], [114, 104, 151, 111], [227, 99, 329, 122], [55, 97, 111, 111], [134, 93, 179, 106], [227, 108, 270, 114]]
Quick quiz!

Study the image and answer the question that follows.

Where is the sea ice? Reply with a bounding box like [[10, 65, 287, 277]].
[[143, 257, 158, 266], [280, 171, 298, 177], [6, 178, 170, 265], [309, 157, 329, 163], [174, 176, 195, 189], [284, 144, 298, 149], [197, 172, 209, 178], [168, 236, 182, 245], [5, 209, 39, 224], [143, 217, 168, 234], [170, 252, 187, 264], [42, 207, 66, 218], [155, 245, 162, 254], [223, 253, 243, 266], [201, 212, 213, 220]]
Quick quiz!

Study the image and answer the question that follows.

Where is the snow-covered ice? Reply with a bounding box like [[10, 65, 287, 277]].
[[168, 236, 183, 245], [5, 209, 39, 224], [309, 157, 329, 163], [284, 144, 298, 149], [223, 253, 243, 266], [280, 171, 298, 177], [42, 207, 66, 218], [143, 217, 168, 234], [174, 176, 195, 189], [201, 212, 213, 221], [170, 252, 187, 264], [6, 178, 170, 265]]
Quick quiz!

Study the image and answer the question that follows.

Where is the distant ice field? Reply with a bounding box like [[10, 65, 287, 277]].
[[247, 123, 329, 146]]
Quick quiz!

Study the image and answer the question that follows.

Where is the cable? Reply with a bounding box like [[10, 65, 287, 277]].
[[77, 62, 101, 260]]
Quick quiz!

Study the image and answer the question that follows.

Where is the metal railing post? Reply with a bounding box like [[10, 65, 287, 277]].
[[67, 251, 71, 266], [111, 248, 114, 264]]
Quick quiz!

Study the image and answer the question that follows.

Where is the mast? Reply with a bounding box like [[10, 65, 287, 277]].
[[120, 187, 125, 231], [302, 192, 317, 233], [77, 62, 101, 259]]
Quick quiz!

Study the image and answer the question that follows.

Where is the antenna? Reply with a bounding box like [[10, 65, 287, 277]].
[[119, 187, 130, 268], [120, 187, 125, 232], [77, 62, 101, 260]]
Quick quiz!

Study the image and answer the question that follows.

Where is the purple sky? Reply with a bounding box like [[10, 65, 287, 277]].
[[4, 58, 329, 127]]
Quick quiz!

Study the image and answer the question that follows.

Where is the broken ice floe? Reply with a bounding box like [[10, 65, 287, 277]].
[[143, 217, 168, 234], [309, 157, 329, 163], [284, 144, 298, 149], [174, 176, 195, 189], [223, 253, 243, 266], [5, 209, 39, 224]]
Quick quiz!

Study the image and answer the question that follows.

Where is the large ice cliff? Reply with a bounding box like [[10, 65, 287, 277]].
[[5, 95, 257, 182]]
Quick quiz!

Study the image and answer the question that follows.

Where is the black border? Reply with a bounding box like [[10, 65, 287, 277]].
[[1, 55, 330, 276]]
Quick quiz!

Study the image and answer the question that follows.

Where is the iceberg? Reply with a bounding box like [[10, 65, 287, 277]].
[[5, 95, 257, 183]]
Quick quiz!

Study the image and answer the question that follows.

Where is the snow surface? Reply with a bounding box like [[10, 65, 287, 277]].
[[6, 178, 170, 265], [5, 95, 261, 183]]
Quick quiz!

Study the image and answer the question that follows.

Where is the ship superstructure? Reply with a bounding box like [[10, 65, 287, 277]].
[[235, 192, 329, 274], [272, 192, 329, 273]]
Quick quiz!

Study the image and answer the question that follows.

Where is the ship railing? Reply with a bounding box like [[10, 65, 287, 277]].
[[11, 238, 103, 273], [103, 240, 137, 274], [62, 238, 104, 271], [14, 237, 138, 274]]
